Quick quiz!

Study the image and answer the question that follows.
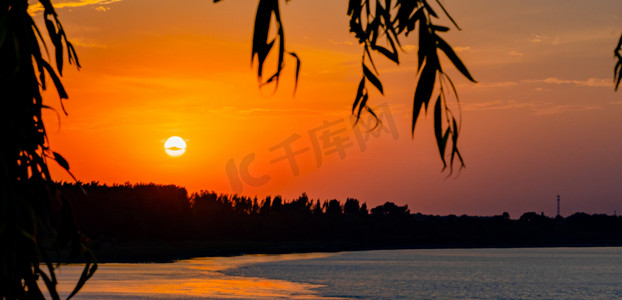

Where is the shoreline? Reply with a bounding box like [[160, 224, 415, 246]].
[[60, 240, 622, 264]]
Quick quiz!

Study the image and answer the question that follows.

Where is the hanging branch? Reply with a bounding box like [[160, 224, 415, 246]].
[[249, 0, 300, 93], [1, 0, 95, 299], [215, 0, 476, 171], [348, 0, 476, 172]]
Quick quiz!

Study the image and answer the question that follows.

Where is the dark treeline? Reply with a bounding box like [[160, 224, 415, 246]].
[[60, 182, 622, 252]]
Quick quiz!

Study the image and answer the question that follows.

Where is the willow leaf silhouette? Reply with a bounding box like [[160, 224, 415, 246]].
[[437, 37, 475, 82], [363, 64, 384, 94], [615, 34, 622, 91], [433, 96, 446, 167]]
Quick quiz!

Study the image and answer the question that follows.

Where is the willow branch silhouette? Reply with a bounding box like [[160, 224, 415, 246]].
[[236, 0, 477, 172], [1, 1, 95, 299]]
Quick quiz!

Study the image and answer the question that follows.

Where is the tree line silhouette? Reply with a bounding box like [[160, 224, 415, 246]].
[[59, 182, 622, 257]]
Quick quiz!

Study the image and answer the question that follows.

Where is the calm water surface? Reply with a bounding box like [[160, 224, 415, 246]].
[[57, 247, 622, 299]]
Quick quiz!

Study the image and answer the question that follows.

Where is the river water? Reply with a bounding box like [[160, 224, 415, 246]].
[[56, 247, 622, 299]]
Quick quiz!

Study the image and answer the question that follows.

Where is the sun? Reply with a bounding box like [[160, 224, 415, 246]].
[[164, 136, 187, 157]]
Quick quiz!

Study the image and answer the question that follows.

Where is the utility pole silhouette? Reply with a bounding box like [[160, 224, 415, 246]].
[[556, 195, 560, 218]]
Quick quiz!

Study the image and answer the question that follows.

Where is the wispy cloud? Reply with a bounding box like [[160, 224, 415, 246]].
[[71, 39, 107, 48], [529, 35, 544, 43], [473, 81, 519, 88], [454, 46, 471, 53], [402, 45, 416, 52], [462, 77, 611, 90], [463, 100, 602, 115], [202, 106, 339, 119], [463, 100, 538, 112], [328, 40, 354, 46], [527, 77, 612, 88], [29, 0, 122, 14], [95, 6, 110, 12], [236, 107, 326, 117], [534, 104, 602, 115], [528, 34, 560, 45]]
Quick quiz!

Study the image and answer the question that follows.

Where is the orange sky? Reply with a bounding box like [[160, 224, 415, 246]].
[[38, 0, 622, 217]]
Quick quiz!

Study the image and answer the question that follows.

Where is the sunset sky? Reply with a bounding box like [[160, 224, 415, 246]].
[[39, 0, 622, 217]]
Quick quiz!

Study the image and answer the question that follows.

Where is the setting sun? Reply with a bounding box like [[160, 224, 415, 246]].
[[164, 136, 186, 157]]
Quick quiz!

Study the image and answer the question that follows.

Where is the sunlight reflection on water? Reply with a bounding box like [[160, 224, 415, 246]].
[[55, 253, 339, 299], [54, 247, 622, 299]]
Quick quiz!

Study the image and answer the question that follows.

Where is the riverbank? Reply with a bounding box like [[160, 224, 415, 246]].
[[66, 239, 622, 263]]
